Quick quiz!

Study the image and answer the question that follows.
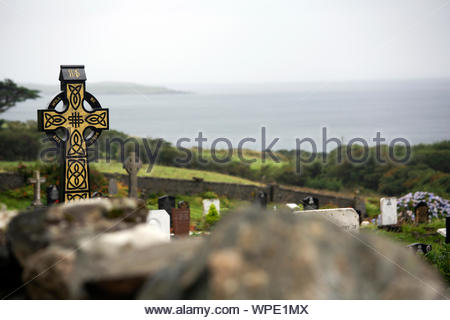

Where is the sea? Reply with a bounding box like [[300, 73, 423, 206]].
[[2, 79, 450, 151]]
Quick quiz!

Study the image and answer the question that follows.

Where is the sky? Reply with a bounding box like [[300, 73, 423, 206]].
[[1, 0, 450, 85]]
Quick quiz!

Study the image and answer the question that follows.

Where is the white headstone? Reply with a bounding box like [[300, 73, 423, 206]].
[[147, 210, 171, 241], [437, 228, 446, 238], [202, 199, 220, 216], [294, 208, 360, 233], [286, 203, 300, 210], [379, 197, 398, 226]]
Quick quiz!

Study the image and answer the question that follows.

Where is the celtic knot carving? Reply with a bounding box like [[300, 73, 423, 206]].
[[66, 193, 88, 201], [66, 159, 87, 190], [68, 84, 82, 110], [68, 112, 84, 128], [67, 130, 86, 156], [85, 112, 107, 127], [44, 113, 66, 128]]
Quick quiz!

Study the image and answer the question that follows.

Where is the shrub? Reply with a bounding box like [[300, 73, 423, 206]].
[[205, 203, 220, 227]]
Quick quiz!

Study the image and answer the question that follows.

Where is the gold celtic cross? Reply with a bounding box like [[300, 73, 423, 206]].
[[38, 65, 109, 202]]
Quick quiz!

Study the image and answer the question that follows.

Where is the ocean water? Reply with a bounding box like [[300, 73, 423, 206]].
[[2, 80, 450, 151]]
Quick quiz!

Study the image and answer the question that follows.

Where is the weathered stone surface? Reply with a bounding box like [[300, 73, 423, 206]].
[[6, 198, 148, 266], [138, 208, 446, 299], [294, 208, 360, 232], [22, 246, 75, 299], [70, 238, 203, 299]]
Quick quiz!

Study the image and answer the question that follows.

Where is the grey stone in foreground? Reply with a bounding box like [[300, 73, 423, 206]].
[[6, 198, 148, 266], [294, 208, 360, 232], [138, 208, 446, 299]]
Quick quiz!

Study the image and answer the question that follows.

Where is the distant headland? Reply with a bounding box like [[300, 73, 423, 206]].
[[20, 81, 189, 95]]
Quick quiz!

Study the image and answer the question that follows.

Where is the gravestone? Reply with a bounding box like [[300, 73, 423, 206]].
[[172, 208, 190, 236], [437, 216, 449, 244], [178, 200, 190, 209], [294, 208, 359, 233], [407, 243, 432, 255], [254, 191, 267, 209], [302, 196, 319, 210], [414, 202, 429, 224], [46, 185, 59, 205], [447, 216, 450, 244], [202, 199, 220, 216], [158, 195, 175, 214], [379, 197, 398, 226], [28, 170, 46, 207], [159, 195, 176, 226], [147, 210, 171, 241], [123, 152, 142, 198], [108, 178, 118, 196], [353, 191, 367, 219], [38, 65, 109, 202]]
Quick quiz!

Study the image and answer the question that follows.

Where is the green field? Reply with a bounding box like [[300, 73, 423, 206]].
[[0, 160, 260, 185], [92, 161, 260, 185]]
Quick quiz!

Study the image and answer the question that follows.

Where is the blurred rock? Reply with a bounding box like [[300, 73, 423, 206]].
[[22, 246, 75, 299], [70, 238, 202, 299], [138, 208, 446, 299], [6, 198, 148, 266]]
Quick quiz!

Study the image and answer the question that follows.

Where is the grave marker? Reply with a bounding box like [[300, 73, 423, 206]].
[[46, 185, 59, 205], [414, 202, 429, 224], [202, 199, 220, 216], [254, 191, 267, 208], [302, 196, 319, 210], [172, 207, 190, 236], [379, 197, 398, 226], [108, 178, 118, 196], [38, 65, 109, 202], [147, 210, 171, 241], [123, 152, 142, 198], [28, 170, 46, 207]]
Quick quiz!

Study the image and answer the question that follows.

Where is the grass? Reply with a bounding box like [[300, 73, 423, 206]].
[[363, 220, 450, 287], [0, 160, 260, 185], [92, 161, 260, 185], [0, 185, 34, 210]]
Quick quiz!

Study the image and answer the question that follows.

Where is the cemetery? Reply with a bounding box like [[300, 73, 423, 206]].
[[0, 66, 448, 300]]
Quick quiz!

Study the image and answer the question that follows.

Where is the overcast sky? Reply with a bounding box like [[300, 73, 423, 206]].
[[1, 0, 450, 84]]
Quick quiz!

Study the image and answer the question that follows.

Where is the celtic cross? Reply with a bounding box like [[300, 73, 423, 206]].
[[123, 152, 142, 198], [38, 65, 109, 202], [28, 170, 46, 207]]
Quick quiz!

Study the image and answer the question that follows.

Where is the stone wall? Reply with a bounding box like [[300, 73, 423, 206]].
[[0, 172, 25, 192], [0, 172, 354, 207], [105, 173, 355, 207]]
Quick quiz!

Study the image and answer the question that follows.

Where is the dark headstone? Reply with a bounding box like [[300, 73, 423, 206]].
[[46, 185, 59, 205], [414, 202, 429, 224], [354, 196, 367, 219], [407, 243, 432, 255], [446, 216, 449, 244], [254, 191, 267, 209], [172, 208, 190, 236], [302, 196, 319, 210], [178, 200, 190, 209], [159, 195, 176, 226]]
